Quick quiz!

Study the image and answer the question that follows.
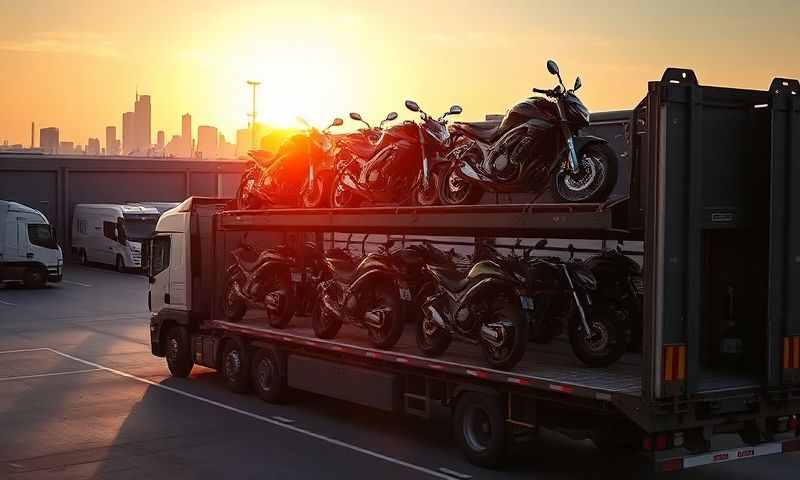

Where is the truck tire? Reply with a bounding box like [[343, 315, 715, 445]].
[[165, 326, 193, 378], [251, 347, 289, 403], [453, 392, 508, 468], [115, 254, 125, 273], [23, 268, 46, 288], [221, 339, 250, 393]]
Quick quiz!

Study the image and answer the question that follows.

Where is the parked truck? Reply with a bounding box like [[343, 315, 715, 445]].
[[0, 200, 63, 287], [146, 69, 800, 472]]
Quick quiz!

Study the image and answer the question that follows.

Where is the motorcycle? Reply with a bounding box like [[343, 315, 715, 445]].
[[417, 255, 531, 370], [586, 243, 643, 352], [223, 235, 296, 328], [330, 100, 462, 208], [439, 59, 618, 205], [236, 117, 344, 209]]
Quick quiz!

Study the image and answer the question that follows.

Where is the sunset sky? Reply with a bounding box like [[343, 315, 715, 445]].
[[1, 0, 798, 147]]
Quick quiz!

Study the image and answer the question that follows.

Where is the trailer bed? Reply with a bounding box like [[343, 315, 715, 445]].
[[209, 315, 642, 401]]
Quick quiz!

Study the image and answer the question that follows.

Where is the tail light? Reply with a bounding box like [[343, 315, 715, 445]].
[[784, 336, 800, 369]]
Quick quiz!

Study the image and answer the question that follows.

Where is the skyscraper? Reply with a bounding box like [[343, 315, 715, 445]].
[[134, 94, 151, 152], [156, 130, 165, 150], [40, 127, 59, 154], [181, 113, 192, 158], [122, 111, 135, 154], [86, 138, 100, 155], [105, 126, 119, 156], [196, 125, 218, 160]]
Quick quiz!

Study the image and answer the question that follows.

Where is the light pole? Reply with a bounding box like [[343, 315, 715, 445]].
[[246, 80, 261, 150]]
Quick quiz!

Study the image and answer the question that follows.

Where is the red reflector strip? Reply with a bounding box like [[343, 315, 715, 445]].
[[664, 345, 687, 381], [682, 442, 782, 468], [395, 357, 409, 363], [659, 458, 683, 472], [507, 377, 530, 385], [365, 352, 380, 359], [466, 369, 489, 379], [783, 337, 800, 369], [549, 384, 575, 394]]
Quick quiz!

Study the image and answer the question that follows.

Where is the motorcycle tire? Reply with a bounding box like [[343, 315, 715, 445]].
[[364, 281, 404, 349], [224, 278, 246, 322], [480, 294, 528, 370], [439, 162, 483, 206], [311, 300, 343, 339], [330, 171, 363, 208], [235, 182, 262, 210], [416, 309, 452, 357], [413, 170, 440, 206], [265, 271, 295, 328], [551, 143, 618, 203], [568, 310, 626, 367], [301, 170, 333, 209]]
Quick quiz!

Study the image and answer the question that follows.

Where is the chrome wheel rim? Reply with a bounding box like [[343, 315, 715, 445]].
[[463, 406, 492, 452], [225, 349, 242, 379]]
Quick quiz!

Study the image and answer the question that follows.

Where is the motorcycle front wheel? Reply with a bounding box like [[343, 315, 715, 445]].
[[264, 271, 296, 328], [301, 170, 333, 209], [568, 310, 626, 367], [439, 163, 483, 206], [551, 143, 618, 203], [413, 171, 440, 206], [363, 282, 404, 349], [416, 307, 452, 357], [330, 172, 363, 208], [480, 294, 528, 370], [224, 278, 246, 322], [311, 300, 343, 339]]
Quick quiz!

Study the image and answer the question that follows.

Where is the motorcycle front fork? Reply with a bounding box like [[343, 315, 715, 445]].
[[561, 264, 593, 339], [421, 155, 431, 189], [565, 135, 580, 173]]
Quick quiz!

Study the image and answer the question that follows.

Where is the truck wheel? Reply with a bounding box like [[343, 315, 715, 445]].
[[115, 254, 125, 273], [23, 268, 46, 288], [165, 326, 193, 378], [221, 339, 250, 393], [453, 392, 508, 468], [311, 301, 342, 339], [251, 347, 288, 403]]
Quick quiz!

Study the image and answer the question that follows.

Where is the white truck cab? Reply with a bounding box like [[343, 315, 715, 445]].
[[148, 198, 192, 315], [72, 203, 161, 271], [0, 200, 63, 287]]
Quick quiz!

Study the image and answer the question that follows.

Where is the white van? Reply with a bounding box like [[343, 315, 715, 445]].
[[0, 200, 63, 287], [72, 204, 160, 271]]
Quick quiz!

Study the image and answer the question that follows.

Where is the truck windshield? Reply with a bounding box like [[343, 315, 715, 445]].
[[120, 214, 159, 241], [28, 224, 57, 249]]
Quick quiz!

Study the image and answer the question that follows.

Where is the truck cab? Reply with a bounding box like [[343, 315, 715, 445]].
[[0, 200, 63, 287]]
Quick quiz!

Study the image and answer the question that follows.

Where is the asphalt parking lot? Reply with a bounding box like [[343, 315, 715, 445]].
[[0, 265, 798, 479]]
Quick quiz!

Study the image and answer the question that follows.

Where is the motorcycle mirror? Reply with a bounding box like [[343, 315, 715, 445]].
[[332, 118, 344, 127], [573, 76, 582, 91], [349, 112, 363, 122], [546, 59, 560, 76], [534, 239, 547, 249], [449, 105, 463, 115], [385, 111, 398, 121], [405, 100, 420, 112]]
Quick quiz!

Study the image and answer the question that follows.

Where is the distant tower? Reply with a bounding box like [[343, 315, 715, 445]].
[[197, 125, 218, 160], [39, 127, 59, 154], [30, 122, 34, 148], [246, 80, 261, 149], [105, 126, 118, 155], [157, 130, 165, 150], [181, 113, 192, 157], [134, 93, 151, 152], [122, 112, 135, 154]]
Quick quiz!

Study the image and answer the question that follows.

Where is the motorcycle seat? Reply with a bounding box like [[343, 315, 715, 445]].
[[453, 121, 503, 143], [344, 137, 378, 159], [428, 266, 470, 292]]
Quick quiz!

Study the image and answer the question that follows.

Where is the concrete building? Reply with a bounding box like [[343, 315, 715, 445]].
[[86, 138, 100, 155], [196, 125, 218, 160], [181, 113, 192, 158], [218, 133, 236, 159], [59, 141, 75, 154], [105, 126, 119, 156], [156, 130, 165, 150], [134, 94, 151, 153], [122, 112, 135, 155], [40, 127, 59, 154]]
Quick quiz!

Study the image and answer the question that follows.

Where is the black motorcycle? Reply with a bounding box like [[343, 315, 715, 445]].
[[586, 244, 643, 352], [313, 239, 411, 349], [223, 235, 296, 328], [417, 257, 530, 370], [439, 59, 618, 205], [329, 100, 462, 208]]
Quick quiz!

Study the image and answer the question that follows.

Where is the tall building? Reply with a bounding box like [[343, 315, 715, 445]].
[[59, 141, 74, 154], [156, 130, 165, 150], [134, 94, 151, 152], [218, 133, 236, 159], [86, 138, 100, 155], [105, 126, 119, 155], [196, 125, 218, 159], [40, 127, 59, 154], [181, 113, 192, 157], [122, 111, 135, 154]]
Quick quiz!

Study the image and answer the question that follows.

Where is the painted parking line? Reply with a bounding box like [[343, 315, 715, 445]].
[[0, 368, 102, 382], [438, 467, 472, 479], [63, 280, 93, 287], [0, 298, 16, 306], [0, 348, 50, 355], [46, 347, 454, 480]]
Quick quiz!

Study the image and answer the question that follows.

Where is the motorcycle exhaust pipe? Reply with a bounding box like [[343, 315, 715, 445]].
[[480, 323, 507, 349]]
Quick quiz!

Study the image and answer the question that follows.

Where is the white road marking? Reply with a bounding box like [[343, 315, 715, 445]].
[[0, 298, 16, 306], [438, 467, 472, 479], [0, 368, 102, 382], [272, 416, 295, 424], [63, 280, 93, 287], [0, 348, 50, 355], [46, 348, 454, 479]]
